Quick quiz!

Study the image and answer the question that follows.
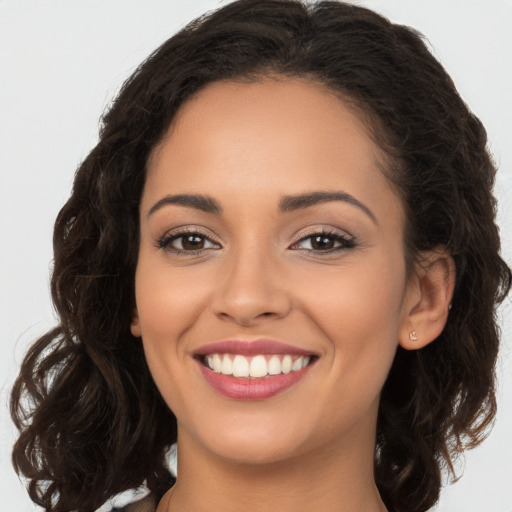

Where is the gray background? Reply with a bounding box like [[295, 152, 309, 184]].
[[1, 1, 510, 510]]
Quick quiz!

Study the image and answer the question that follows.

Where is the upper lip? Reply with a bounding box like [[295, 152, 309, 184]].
[[194, 339, 316, 357]]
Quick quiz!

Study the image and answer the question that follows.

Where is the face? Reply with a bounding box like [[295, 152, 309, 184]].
[[132, 77, 416, 466]]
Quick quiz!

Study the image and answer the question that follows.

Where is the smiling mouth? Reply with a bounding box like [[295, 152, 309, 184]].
[[199, 353, 316, 379]]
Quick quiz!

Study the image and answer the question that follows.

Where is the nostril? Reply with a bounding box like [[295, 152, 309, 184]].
[[212, 288, 292, 325]]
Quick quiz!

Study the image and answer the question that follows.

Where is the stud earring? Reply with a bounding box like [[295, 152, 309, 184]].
[[409, 331, 418, 342]]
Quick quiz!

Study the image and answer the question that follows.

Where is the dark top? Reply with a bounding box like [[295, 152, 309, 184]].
[[111, 493, 157, 512]]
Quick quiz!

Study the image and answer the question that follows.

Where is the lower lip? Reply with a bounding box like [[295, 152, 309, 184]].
[[197, 361, 313, 400]]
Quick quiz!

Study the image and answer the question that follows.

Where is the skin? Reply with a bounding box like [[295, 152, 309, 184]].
[[131, 77, 454, 512]]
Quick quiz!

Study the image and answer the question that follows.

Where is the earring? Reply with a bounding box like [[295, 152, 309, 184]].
[[409, 331, 418, 342]]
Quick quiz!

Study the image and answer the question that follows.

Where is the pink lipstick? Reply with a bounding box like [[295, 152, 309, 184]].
[[195, 339, 316, 400], [195, 339, 313, 357]]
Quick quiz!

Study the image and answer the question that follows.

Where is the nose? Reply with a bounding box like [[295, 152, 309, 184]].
[[211, 249, 292, 327]]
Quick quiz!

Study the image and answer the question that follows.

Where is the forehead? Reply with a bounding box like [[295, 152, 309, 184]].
[[144, 77, 401, 222]]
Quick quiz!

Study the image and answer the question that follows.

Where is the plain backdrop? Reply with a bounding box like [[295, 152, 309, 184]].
[[1, 1, 511, 511]]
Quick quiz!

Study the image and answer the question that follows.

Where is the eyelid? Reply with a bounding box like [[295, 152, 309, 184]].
[[290, 226, 356, 252], [156, 226, 222, 253], [292, 225, 354, 242]]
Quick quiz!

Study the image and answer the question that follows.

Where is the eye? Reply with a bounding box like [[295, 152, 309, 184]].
[[158, 230, 221, 254], [291, 230, 355, 253]]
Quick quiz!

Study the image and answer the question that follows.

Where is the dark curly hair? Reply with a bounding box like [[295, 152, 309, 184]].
[[10, 1, 511, 511]]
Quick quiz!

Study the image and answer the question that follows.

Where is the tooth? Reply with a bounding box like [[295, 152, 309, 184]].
[[221, 355, 233, 375], [268, 355, 281, 375], [249, 355, 268, 378], [302, 356, 310, 368], [232, 355, 249, 377], [212, 354, 222, 373], [291, 357, 303, 372], [282, 355, 292, 374], [207, 355, 214, 370]]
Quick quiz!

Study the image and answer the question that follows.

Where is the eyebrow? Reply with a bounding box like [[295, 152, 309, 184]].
[[279, 190, 378, 225], [147, 190, 377, 225], [147, 194, 223, 217]]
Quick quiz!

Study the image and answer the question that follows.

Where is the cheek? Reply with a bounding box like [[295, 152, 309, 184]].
[[134, 261, 212, 341], [301, 265, 405, 431], [301, 258, 406, 340], [134, 262, 213, 412], [297, 256, 406, 389]]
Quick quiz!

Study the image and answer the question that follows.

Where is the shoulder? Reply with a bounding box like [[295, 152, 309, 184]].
[[110, 493, 157, 512]]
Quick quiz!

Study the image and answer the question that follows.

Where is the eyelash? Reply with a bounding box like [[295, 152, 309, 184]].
[[157, 228, 356, 256], [291, 229, 356, 254], [157, 228, 220, 256]]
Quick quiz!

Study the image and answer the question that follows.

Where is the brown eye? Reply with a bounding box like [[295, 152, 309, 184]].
[[310, 235, 335, 250], [292, 231, 355, 253], [158, 231, 220, 253], [181, 234, 206, 250]]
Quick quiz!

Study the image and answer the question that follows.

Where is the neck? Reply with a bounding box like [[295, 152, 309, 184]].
[[159, 424, 387, 512]]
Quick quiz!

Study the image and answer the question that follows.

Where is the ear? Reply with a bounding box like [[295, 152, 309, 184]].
[[399, 248, 455, 350], [130, 307, 142, 337]]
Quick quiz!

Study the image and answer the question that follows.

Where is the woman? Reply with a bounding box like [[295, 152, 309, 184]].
[[9, 1, 510, 511]]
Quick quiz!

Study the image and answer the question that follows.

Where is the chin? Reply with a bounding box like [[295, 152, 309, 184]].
[[208, 436, 307, 467], [184, 413, 314, 467]]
